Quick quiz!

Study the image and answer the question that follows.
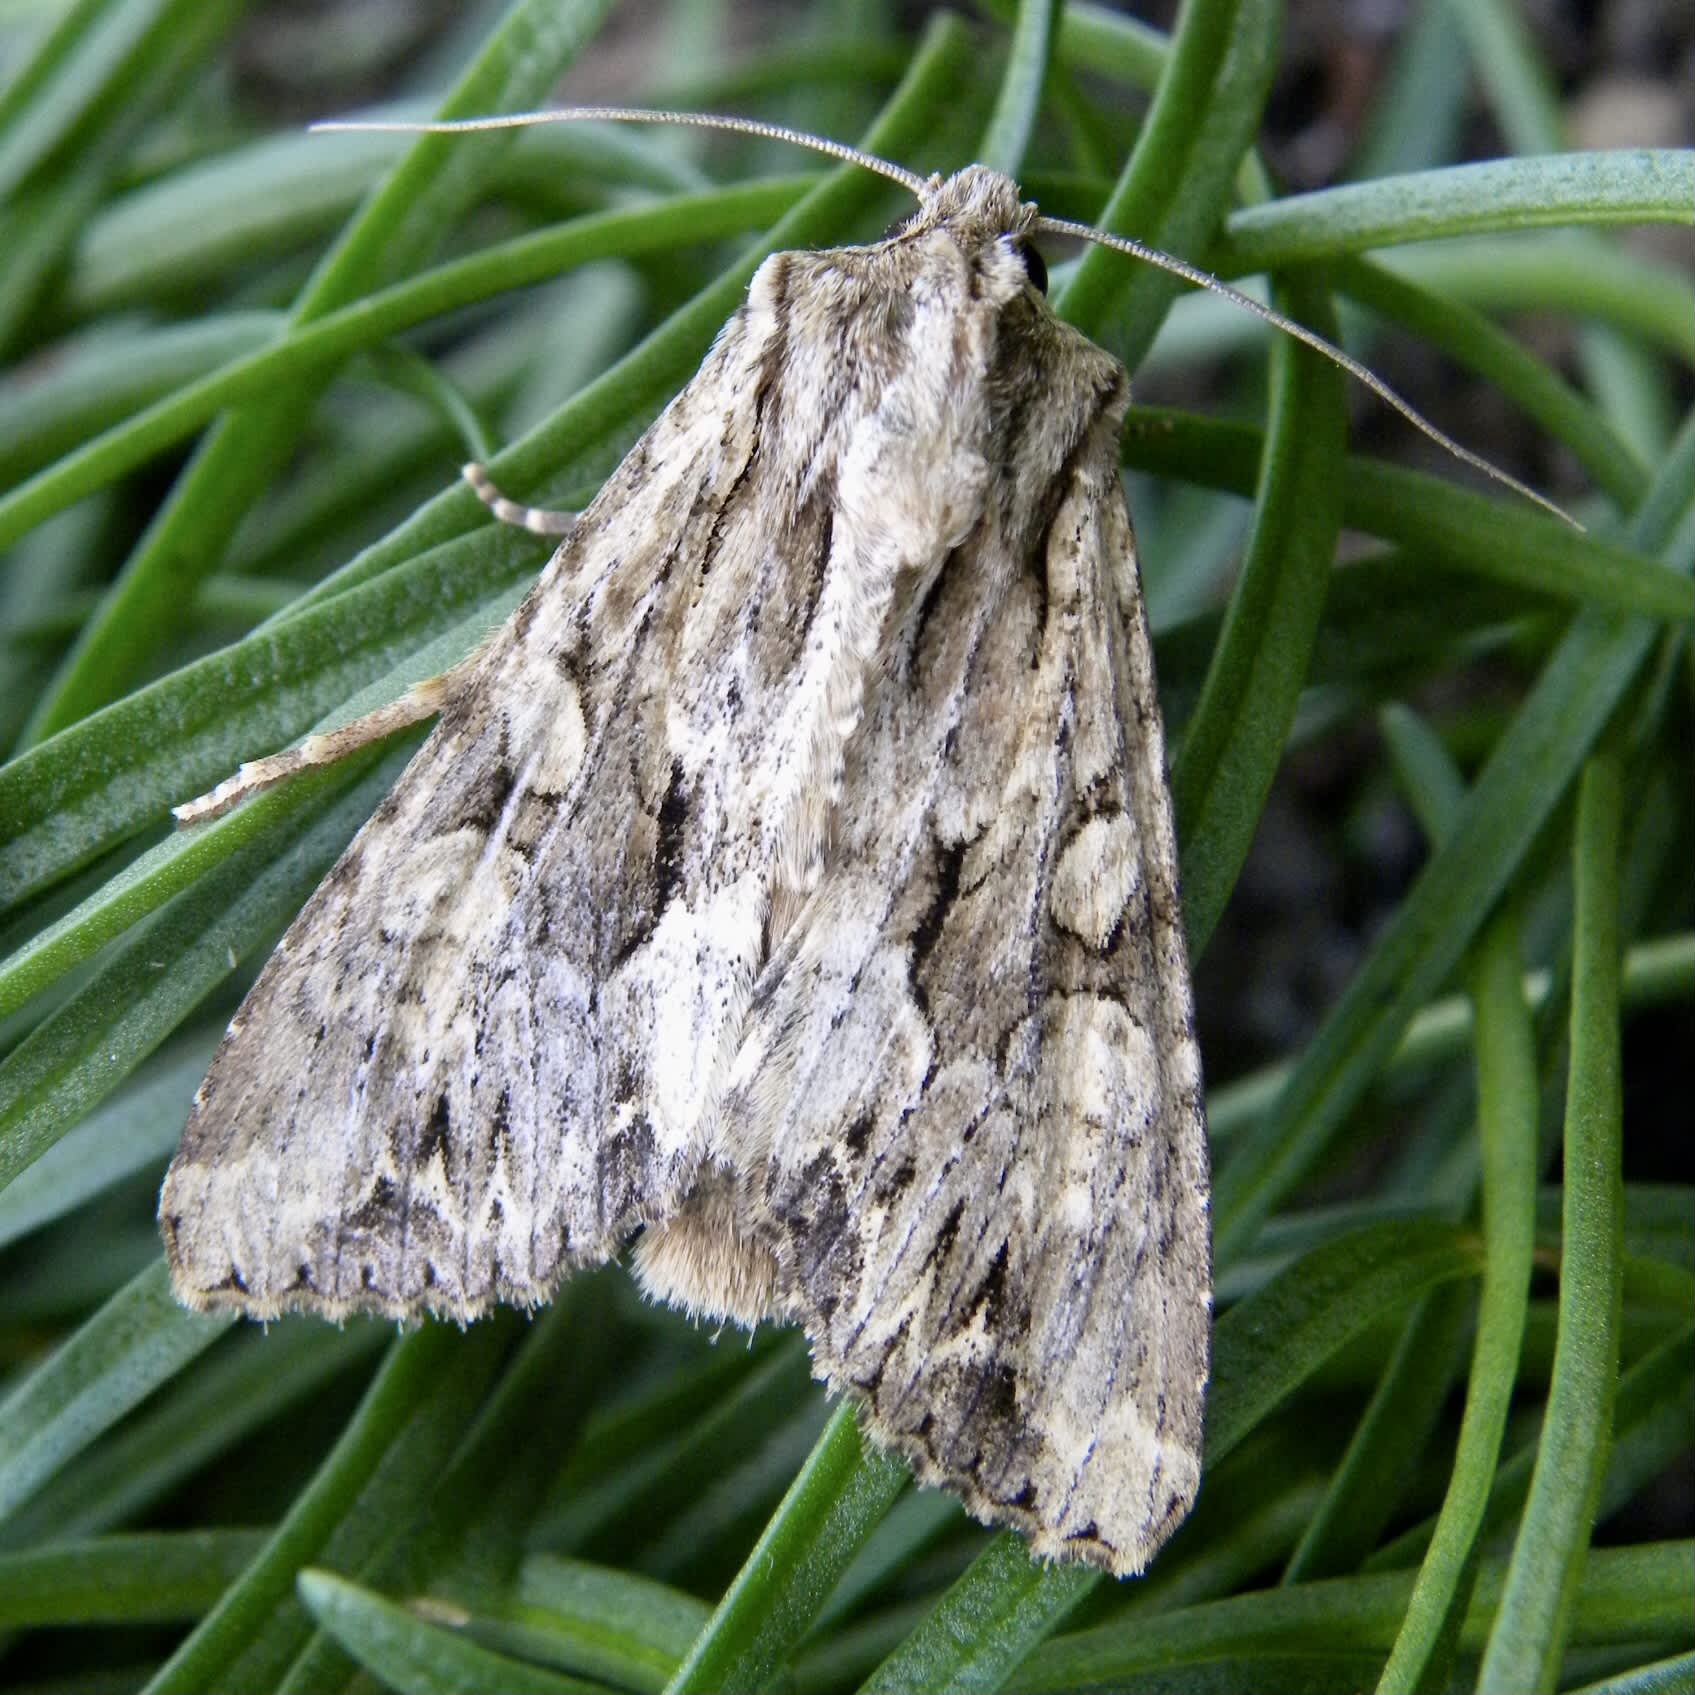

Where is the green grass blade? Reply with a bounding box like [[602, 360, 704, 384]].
[[474, 1554, 710, 1692], [297, 1568, 607, 1695], [0, 0, 210, 199], [1377, 908, 1539, 1691], [976, 0, 1055, 176], [0, 542, 525, 914], [1214, 150, 1695, 273], [1056, 0, 1277, 366], [0, 179, 812, 560], [0, 313, 279, 486], [1122, 412, 1692, 622], [1370, 236, 1695, 364], [858, 1533, 1096, 1694], [0, 1529, 267, 1626], [1208, 1219, 1479, 1465], [1333, 257, 1648, 509], [0, 1321, 385, 1549], [0, 0, 113, 138], [1563, 1649, 1695, 1695], [0, 1261, 230, 1523], [266, 1290, 605, 1695], [998, 1541, 1694, 1690], [0, 745, 408, 1194], [665, 1405, 907, 1694], [1281, 1282, 1473, 1584], [140, 1321, 505, 1695], [1171, 274, 1344, 957], [1477, 755, 1627, 1692], [0, 1029, 204, 1249]]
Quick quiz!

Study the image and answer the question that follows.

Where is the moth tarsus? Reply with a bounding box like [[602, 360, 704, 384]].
[[462, 461, 578, 536]]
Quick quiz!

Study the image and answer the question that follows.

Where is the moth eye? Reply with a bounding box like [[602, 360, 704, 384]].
[[1012, 236, 1048, 295]]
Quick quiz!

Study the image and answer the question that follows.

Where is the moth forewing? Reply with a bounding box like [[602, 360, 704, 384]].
[[162, 161, 1209, 1573]]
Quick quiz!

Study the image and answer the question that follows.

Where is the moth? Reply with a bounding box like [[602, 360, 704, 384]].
[[160, 109, 1565, 1575]]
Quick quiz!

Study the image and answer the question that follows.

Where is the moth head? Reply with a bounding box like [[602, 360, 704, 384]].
[[881, 165, 1049, 302]]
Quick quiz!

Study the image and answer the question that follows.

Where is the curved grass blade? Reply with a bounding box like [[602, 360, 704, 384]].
[[976, 0, 1056, 177], [297, 1568, 606, 1695], [0, 1262, 230, 1524], [665, 1405, 907, 1694], [1477, 755, 1626, 1692], [1214, 150, 1695, 273], [0, 1530, 267, 1627], [140, 1321, 507, 1695], [1056, 0, 1278, 366], [1171, 273, 1344, 957]]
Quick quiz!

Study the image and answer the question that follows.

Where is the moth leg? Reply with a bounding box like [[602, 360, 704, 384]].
[[173, 671, 459, 824], [462, 462, 579, 536]]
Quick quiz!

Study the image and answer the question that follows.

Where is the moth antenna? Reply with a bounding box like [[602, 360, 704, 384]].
[[1035, 215, 1581, 530], [310, 105, 930, 199], [313, 106, 1571, 527]]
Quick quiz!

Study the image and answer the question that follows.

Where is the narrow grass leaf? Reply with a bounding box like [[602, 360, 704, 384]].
[[0, 1261, 230, 1523], [298, 1569, 607, 1694], [1210, 505, 1683, 1262], [1207, 1219, 1477, 1465], [0, 1027, 207, 1249], [0, 313, 279, 486], [23, 0, 619, 742], [0, 1321, 385, 1550], [858, 1532, 1096, 1695], [976, 0, 1056, 177], [1478, 755, 1627, 1692], [1000, 1541, 1694, 1690], [1563, 1649, 1695, 1695], [0, 747, 409, 1194], [1334, 257, 1648, 509], [1377, 912, 1540, 1692], [1056, 0, 1278, 365], [666, 1404, 907, 1694], [0, 179, 811, 563], [1171, 274, 1344, 957], [1282, 1281, 1473, 1584], [0, 538, 528, 913], [140, 1322, 499, 1695], [0, 1530, 267, 1626], [1124, 412, 1691, 622], [1215, 150, 1695, 273], [468, 1554, 710, 1693]]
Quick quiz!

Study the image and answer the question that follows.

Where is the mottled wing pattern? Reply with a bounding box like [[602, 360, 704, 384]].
[[164, 162, 1210, 1575], [718, 327, 1208, 1575], [162, 275, 818, 1319]]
